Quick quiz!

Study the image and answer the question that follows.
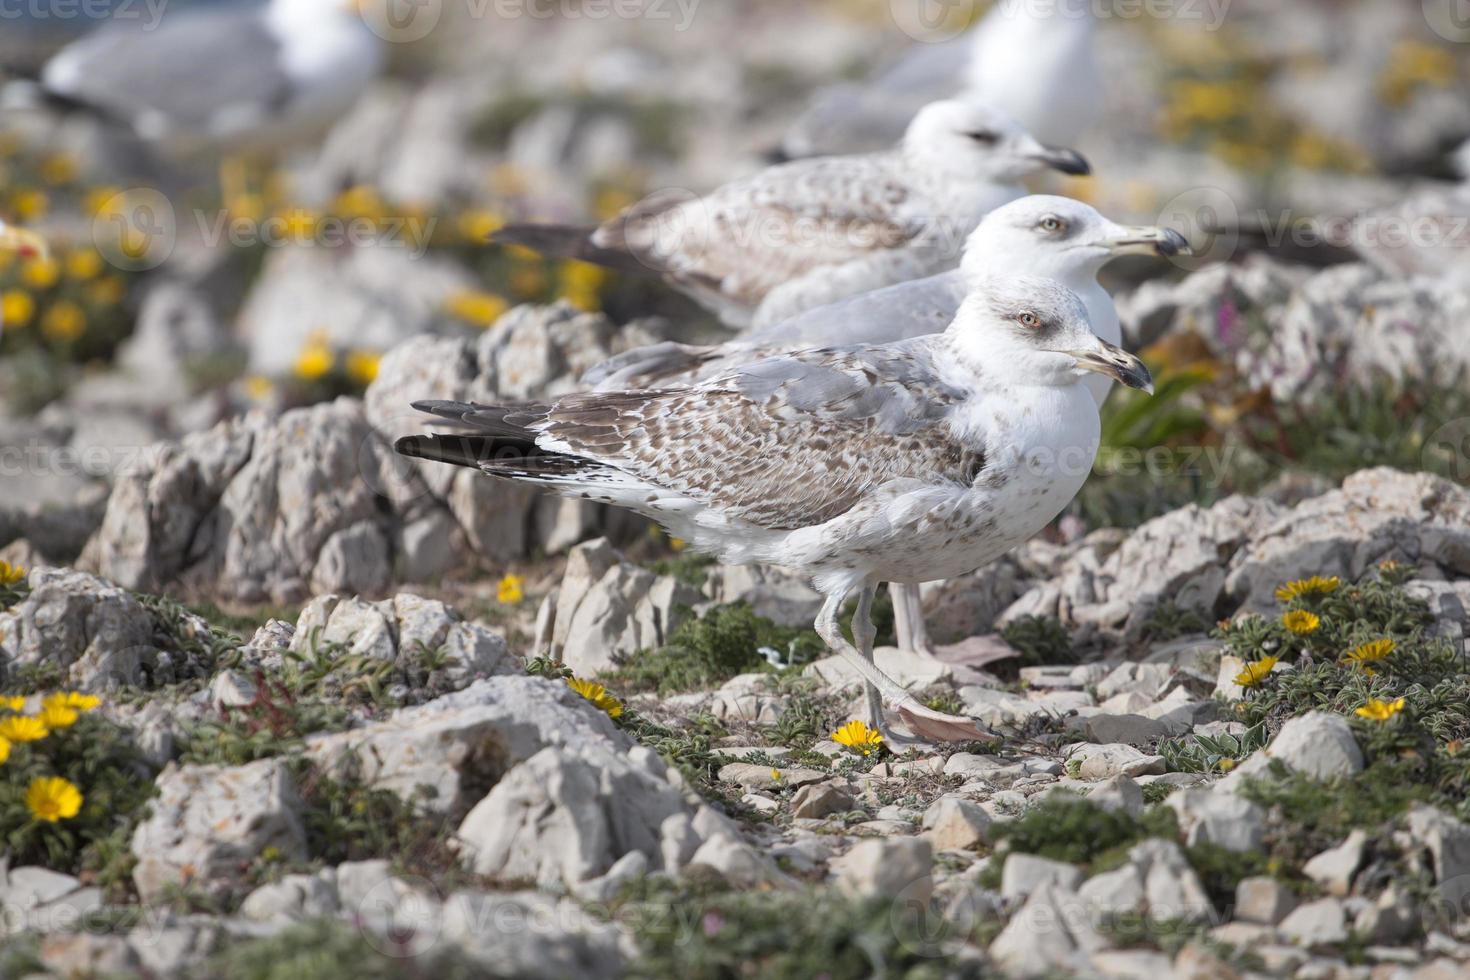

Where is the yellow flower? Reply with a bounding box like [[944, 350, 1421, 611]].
[[1275, 576, 1340, 603], [1282, 610, 1321, 635], [0, 696, 24, 712], [669, 538, 687, 553], [84, 186, 123, 217], [20, 256, 60, 290], [2, 290, 34, 327], [497, 573, 524, 605], [39, 154, 77, 186], [333, 185, 384, 220], [770, 768, 782, 781], [1355, 697, 1406, 723], [0, 738, 9, 765], [12, 189, 48, 221], [86, 276, 126, 307], [41, 301, 86, 343], [831, 719, 885, 756], [559, 260, 607, 311], [25, 777, 82, 823], [1344, 639, 1395, 667], [242, 375, 274, 402], [293, 343, 334, 381], [278, 207, 320, 240], [0, 715, 48, 742], [565, 676, 623, 718], [1218, 758, 1236, 772], [456, 209, 505, 242], [47, 692, 100, 713], [37, 702, 77, 730], [64, 249, 104, 282], [1233, 656, 1279, 688], [0, 560, 24, 586], [445, 290, 510, 327], [345, 350, 380, 387]]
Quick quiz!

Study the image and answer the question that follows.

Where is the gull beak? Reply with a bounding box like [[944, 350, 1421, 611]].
[[0, 224, 48, 260], [1101, 225, 1193, 258], [1069, 338, 1154, 394], [1031, 145, 1092, 176]]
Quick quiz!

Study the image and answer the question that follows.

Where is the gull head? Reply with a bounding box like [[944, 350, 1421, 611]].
[[953, 275, 1153, 394], [960, 195, 1192, 281], [903, 100, 1090, 183]]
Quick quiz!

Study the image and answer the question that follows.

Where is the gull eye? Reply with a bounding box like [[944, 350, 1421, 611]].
[[966, 130, 999, 146], [1018, 312, 1042, 329], [1038, 215, 1065, 233]]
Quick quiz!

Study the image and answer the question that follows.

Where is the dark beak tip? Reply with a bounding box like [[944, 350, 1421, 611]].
[[1056, 152, 1092, 176]]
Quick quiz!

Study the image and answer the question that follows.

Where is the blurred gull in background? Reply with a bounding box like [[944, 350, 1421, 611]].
[[779, 0, 1101, 159], [496, 99, 1089, 328]]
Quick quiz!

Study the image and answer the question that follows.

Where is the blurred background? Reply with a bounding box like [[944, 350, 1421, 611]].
[[1, 0, 1467, 610]]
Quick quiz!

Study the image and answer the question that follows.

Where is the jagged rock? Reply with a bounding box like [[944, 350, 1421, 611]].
[[0, 433, 108, 561], [1222, 711, 1364, 790], [791, 782, 854, 820], [1403, 806, 1470, 915], [131, 758, 308, 904], [1166, 789, 1266, 853], [1064, 742, 1165, 779], [1279, 897, 1349, 947], [307, 676, 626, 817], [702, 563, 824, 628], [832, 838, 933, 903], [239, 871, 340, 922], [686, 833, 788, 889], [1303, 830, 1367, 897], [80, 400, 420, 603], [989, 882, 1105, 977], [1236, 876, 1299, 925], [0, 567, 156, 689], [546, 538, 701, 674], [1000, 853, 1083, 902], [291, 592, 512, 680], [456, 744, 692, 888], [921, 795, 992, 850], [1128, 839, 1214, 922], [706, 673, 790, 724], [0, 867, 103, 937]]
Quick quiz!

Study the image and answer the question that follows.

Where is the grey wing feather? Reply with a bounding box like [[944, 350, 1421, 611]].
[[543, 341, 980, 529], [43, 9, 293, 134]]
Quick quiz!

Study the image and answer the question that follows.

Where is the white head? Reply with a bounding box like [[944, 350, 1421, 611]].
[[948, 274, 1152, 393], [960, 195, 1191, 283], [902, 100, 1090, 183]]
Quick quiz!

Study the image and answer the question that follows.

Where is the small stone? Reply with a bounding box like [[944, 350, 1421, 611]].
[[1279, 897, 1349, 948], [1086, 775, 1144, 817], [1065, 742, 1166, 779], [741, 793, 780, 814], [1166, 789, 1266, 853], [1000, 853, 1083, 902], [1079, 713, 1168, 748], [718, 763, 827, 792], [790, 782, 853, 820], [832, 838, 933, 903], [942, 752, 1008, 778], [920, 796, 992, 851], [1302, 829, 1367, 897], [1236, 876, 1298, 924]]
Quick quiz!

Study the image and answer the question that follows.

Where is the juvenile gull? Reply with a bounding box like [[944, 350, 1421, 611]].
[[395, 276, 1153, 742], [495, 100, 1088, 328], [584, 195, 1189, 656], [30, 0, 384, 165], [780, 1, 1101, 159]]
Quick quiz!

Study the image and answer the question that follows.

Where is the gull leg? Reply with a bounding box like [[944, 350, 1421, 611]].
[[851, 582, 883, 731], [814, 592, 994, 745], [891, 582, 937, 656]]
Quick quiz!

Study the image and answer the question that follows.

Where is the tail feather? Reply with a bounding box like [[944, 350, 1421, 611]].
[[492, 223, 656, 277], [397, 400, 603, 481]]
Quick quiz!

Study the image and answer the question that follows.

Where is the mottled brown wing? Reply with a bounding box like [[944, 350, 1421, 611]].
[[536, 343, 982, 530], [597, 156, 922, 307]]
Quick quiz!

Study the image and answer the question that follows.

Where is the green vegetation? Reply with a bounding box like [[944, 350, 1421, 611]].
[[1000, 615, 1075, 669], [988, 798, 1179, 870], [202, 918, 484, 980], [1159, 722, 1268, 774]]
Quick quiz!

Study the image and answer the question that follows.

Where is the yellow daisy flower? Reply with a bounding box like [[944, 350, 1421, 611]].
[[0, 696, 25, 712], [25, 777, 82, 823], [20, 256, 60, 290], [345, 350, 381, 387], [0, 737, 10, 765], [293, 342, 334, 381], [565, 676, 623, 719], [1282, 610, 1321, 635], [831, 719, 885, 756], [1274, 576, 1340, 603], [1, 290, 34, 328], [46, 692, 100, 713], [1344, 639, 1395, 667], [41, 301, 86, 343], [497, 573, 524, 605], [64, 249, 104, 282], [0, 560, 24, 586], [1233, 656, 1279, 688], [445, 290, 510, 328], [37, 702, 77, 730], [1355, 697, 1405, 723], [0, 716, 48, 742]]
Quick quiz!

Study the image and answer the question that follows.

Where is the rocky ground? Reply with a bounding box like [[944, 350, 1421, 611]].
[[1, 0, 1469, 977]]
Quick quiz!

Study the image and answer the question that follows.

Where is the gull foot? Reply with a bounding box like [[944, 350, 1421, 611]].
[[895, 700, 996, 744]]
